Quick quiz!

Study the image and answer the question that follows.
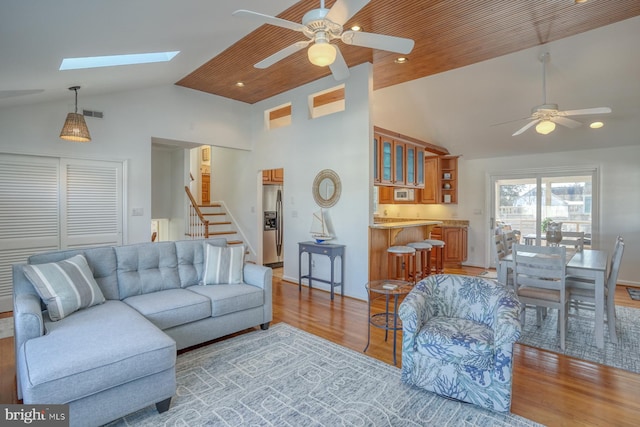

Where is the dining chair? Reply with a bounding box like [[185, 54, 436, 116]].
[[493, 233, 513, 288], [513, 244, 568, 350], [568, 236, 624, 344], [503, 230, 518, 254], [558, 231, 585, 251]]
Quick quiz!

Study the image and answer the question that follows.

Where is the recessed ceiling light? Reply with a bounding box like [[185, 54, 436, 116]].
[[60, 51, 180, 70], [235, 82, 245, 88], [575, 0, 588, 4], [350, 25, 362, 32], [394, 57, 408, 64], [590, 121, 604, 129]]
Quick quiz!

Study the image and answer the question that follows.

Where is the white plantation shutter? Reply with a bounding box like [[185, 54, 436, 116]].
[[0, 154, 124, 312], [61, 159, 123, 249], [0, 155, 60, 312]]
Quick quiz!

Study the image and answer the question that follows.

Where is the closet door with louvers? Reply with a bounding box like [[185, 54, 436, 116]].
[[61, 159, 123, 249], [0, 154, 60, 312]]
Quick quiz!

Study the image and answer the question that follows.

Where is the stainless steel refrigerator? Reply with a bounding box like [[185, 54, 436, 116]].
[[263, 185, 283, 267]]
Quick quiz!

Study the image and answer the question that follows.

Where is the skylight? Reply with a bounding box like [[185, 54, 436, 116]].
[[60, 51, 180, 70]]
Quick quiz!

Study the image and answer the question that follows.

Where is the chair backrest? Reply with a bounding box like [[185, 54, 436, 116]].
[[513, 244, 566, 292], [493, 233, 508, 262], [503, 231, 518, 254], [607, 237, 625, 290], [558, 231, 585, 251]]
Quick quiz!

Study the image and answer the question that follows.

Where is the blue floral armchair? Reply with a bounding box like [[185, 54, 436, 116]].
[[399, 274, 522, 412]]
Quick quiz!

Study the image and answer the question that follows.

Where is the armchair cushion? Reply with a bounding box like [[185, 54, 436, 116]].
[[416, 317, 494, 370]]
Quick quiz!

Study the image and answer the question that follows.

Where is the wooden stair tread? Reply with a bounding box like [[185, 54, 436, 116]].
[[202, 212, 225, 216], [209, 221, 232, 225], [198, 203, 221, 208], [208, 231, 237, 236]]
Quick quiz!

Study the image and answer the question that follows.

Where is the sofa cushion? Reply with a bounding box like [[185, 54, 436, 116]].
[[115, 242, 181, 299], [415, 316, 494, 370], [175, 238, 227, 288], [202, 243, 244, 285], [187, 284, 263, 317], [17, 300, 176, 404], [123, 288, 211, 330], [23, 254, 105, 321], [29, 246, 119, 300]]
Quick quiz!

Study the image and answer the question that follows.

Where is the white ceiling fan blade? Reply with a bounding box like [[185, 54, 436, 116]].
[[329, 46, 350, 81], [325, 0, 370, 26], [255, 41, 311, 69], [232, 9, 305, 32], [553, 116, 582, 129], [560, 107, 612, 116], [512, 119, 540, 136], [341, 31, 414, 54]]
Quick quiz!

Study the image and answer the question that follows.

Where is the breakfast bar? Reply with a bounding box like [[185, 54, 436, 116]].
[[369, 220, 442, 281]]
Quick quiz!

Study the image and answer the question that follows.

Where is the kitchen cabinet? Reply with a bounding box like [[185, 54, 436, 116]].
[[430, 226, 468, 267], [262, 168, 284, 184], [421, 155, 459, 204], [378, 186, 394, 204], [374, 127, 434, 188]]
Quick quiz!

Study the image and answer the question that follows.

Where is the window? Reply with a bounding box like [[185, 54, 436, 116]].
[[309, 85, 345, 119]]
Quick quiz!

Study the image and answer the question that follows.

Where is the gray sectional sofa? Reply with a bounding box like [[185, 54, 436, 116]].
[[12, 238, 272, 427]]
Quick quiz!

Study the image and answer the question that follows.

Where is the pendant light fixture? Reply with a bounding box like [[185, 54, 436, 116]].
[[60, 86, 91, 142]]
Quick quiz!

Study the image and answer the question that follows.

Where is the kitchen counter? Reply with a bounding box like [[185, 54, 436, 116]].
[[369, 220, 442, 281], [370, 220, 442, 229]]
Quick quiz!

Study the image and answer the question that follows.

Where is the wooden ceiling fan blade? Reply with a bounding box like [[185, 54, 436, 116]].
[[329, 47, 350, 81], [341, 31, 414, 54], [254, 41, 311, 69], [233, 9, 305, 32], [512, 119, 539, 136], [561, 107, 612, 116], [325, 0, 370, 26], [553, 116, 582, 129]]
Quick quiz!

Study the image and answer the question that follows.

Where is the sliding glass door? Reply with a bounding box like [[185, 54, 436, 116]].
[[489, 168, 598, 264]]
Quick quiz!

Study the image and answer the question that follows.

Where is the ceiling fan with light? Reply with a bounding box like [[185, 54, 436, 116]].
[[233, 0, 414, 81], [511, 52, 611, 136]]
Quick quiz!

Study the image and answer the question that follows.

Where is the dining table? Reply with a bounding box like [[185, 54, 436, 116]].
[[499, 248, 610, 349]]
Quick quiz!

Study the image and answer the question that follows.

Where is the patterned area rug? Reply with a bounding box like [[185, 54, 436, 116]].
[[519, 305, 640, 373], [109, 323, 541, 426]]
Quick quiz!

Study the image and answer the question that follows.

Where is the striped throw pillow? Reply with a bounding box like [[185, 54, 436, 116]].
[[23, 254, 105, 321], [202, 244, 245, 285]]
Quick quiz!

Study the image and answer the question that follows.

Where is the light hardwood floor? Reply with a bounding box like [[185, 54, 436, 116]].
[[2, 268, 640, 426]]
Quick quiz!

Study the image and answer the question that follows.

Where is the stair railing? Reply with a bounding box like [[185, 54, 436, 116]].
[[184, 186, 210, 238]]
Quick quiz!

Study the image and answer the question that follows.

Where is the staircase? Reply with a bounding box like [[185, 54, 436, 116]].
[[184, 186, 255, 262]]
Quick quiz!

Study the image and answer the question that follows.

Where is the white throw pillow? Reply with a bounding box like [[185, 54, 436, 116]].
[[23, 254, 106, 321], [203, 244, 245, 285]]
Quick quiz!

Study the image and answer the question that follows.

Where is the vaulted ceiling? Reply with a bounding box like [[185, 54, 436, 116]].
[[177, 0, 640, 104]]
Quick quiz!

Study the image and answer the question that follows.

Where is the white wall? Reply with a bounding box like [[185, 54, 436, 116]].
[[460, 146, 640, 285], [220, 63, 373, 301], [0, 84, 252, 244]]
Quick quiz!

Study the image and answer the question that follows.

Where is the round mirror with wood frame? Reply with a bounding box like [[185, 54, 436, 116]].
[[312, 169, 341, 208]]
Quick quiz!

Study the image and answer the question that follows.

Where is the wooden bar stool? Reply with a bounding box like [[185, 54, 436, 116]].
[[407, 241, 433, 282], [423, 239, 445, 274], [387, 246, 416, 282]]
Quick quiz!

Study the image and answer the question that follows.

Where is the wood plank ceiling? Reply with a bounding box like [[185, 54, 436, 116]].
[[176, 0, 640, 104]]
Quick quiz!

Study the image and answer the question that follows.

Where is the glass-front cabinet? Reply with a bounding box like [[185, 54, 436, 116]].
[[406, 145, 415, 185], [394, 141, 405, 184], [381, 136, 393, 184]]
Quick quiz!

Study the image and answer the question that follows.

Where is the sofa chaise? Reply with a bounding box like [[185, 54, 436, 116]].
[[12, 238, 272, 426]]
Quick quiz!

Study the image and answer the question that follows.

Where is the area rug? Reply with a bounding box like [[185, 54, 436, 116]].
[[626, 287, 640, 301], [519, 305, 640, 373], [0, 317, 13, 339], [108, 323, 541, 426]]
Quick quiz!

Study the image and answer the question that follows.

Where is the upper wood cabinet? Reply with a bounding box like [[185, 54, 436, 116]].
[[262, 168, 284, 184], [373, 127, 438, 188], [421, 155, 459, 204]]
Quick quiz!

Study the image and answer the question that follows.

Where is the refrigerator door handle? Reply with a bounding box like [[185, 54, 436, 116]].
[[275, 189, 283, 256]]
